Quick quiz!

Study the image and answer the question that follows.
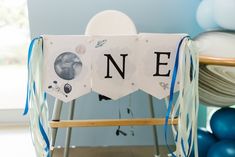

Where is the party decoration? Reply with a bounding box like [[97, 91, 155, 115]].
[[24, 34, 199, 157], [196, 0, 235, 30], [207, 140, 235, 157], [24, 37, 51, 157], [199, 65, 235, 107], [43, 34, 189, 102], [210, 107, 235, 140], [137, 33, 184, 99], [54, 52, 82, 80], [43, 35, 92, 101], [197, 128, 218, 157], [196, 0, 219, 30], [194, 31, 235, 58], [91, 35, 138, 99], [194, 31, 235, 107], [214, 0, 235, 30], [190, 128, 218, 157]]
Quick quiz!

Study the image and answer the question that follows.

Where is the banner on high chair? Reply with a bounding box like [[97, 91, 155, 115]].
[[26, 33, 199, 157], [43, 34, 186, 102]]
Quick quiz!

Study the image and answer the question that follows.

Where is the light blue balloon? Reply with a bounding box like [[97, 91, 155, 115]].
[[214, 0, 235, 30], [196, 0, 219, 30]]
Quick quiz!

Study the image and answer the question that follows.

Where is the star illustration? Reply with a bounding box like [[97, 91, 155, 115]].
[[159, 82, 169, 90]]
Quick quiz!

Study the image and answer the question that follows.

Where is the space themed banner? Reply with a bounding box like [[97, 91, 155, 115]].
[[42, 34, 187, 102]]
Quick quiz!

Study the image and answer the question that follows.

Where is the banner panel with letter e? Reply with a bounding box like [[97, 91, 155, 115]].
[[137, 33, 186, 99]]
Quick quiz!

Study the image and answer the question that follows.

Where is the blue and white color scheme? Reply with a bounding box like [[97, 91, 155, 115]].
[[24, 34, 199, 157], [43, 34, 189, 102]]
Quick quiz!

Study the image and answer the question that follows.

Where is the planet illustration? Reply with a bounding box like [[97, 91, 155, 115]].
[[54, 52, 82, 80]]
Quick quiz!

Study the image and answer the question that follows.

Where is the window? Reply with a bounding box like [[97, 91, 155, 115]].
[[0, 0, 30, 111]]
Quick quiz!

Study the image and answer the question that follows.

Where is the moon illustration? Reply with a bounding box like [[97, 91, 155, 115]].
[[54, 52, 82, 80]]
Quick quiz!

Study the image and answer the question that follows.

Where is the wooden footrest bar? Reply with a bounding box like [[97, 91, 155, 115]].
[[50, 118, 178, 128], [199, 56, 235, 66]]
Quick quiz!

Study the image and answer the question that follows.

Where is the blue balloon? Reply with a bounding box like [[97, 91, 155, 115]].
[[190, 128, 218, 157], [207, 140, 235, 157], [210, 107, 235, 140]]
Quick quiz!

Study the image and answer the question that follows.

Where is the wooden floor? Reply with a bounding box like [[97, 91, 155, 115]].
[[53, 146, 175, 157]]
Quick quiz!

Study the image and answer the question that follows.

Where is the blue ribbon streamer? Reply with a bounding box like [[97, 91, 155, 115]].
[[23, 37, 42, 115], [23, 36, 51, 156], [181, 139, 187, 157], [39, 117, 50, 157], [187, 128, 193, 156], [23, 84, 30, 115], [164, 36, 189, 157]]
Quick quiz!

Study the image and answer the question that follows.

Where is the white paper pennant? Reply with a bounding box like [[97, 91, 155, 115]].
[[91, 36, 138, 100], [137, 33, 186, 99], [43, 35, 92, 102]]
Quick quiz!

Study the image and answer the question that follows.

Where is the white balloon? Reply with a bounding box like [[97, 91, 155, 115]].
[[214, 0, 235, 30], [196, 0, 219, 30], [194, 31, 235, 58]]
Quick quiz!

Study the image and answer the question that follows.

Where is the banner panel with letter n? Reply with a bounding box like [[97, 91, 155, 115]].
[[91, 35, 138, 100]]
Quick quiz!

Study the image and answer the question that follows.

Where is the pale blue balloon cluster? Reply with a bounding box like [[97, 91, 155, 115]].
[[197, 0, 235, 30]]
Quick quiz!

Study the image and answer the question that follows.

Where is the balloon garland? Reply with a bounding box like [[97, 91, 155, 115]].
[[196, 2, 235, 155], [193, 107, 235, 157], [196, 0, 235, 31]]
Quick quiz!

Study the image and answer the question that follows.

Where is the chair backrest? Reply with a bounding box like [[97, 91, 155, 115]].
[[85, 10, 137, 35]]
